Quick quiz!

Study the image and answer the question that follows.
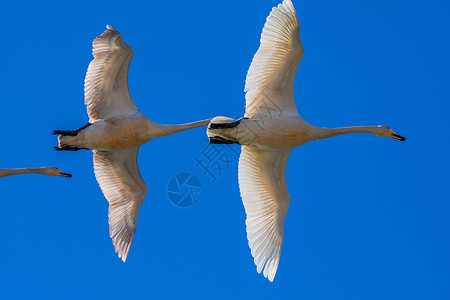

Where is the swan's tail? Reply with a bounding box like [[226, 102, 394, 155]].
[[53, 123, 91, 151], [207, 116, 246, 144], [54, 135, 89, 151]]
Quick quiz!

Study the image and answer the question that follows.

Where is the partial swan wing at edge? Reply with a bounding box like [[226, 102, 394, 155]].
[[238, 146, 292, 281], [93, 147, 147, 261], [85, 25, 138, 122]]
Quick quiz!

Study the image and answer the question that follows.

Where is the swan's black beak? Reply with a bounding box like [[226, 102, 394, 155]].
[[390, 129, 405, 141], [61, 172, 72, 178]]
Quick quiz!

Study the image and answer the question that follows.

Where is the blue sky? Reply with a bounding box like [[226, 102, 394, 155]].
[[1, 0, 449, 299]]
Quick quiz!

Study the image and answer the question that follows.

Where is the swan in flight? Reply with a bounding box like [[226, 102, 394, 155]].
[[54, 25, 211, 262], [207, 0, 405, 281], [0, 167, 71, 178]]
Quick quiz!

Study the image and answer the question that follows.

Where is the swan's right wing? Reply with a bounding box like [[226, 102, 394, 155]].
[[238, 146, 292, 281], [85, 25, 138, 122], [93, 147, 147, 262], [244, 0, 303, 117]]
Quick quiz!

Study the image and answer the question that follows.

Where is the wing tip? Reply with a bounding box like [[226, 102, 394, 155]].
[[92, 24, 119, 48], [106, 24, 118, 32], [120, 253, 128, 262], [255, 258, 278, 282], [115, 240, 131, 262], [282, 0, 295, 10]]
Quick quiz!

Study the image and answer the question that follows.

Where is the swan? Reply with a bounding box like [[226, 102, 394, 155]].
[[207, 0, 405, 281], [54, 25, 211, 262], [0, 167, 71, 178]]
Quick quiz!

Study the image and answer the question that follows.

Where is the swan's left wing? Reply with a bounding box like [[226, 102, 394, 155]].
[[238, 146, 292, 281], [85, 25, 138, 122], [244, 0, 303, 117], [93, 147, 147, 261]]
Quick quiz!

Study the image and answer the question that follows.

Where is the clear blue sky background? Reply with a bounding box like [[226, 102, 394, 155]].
[[0, 0, 449, 299]]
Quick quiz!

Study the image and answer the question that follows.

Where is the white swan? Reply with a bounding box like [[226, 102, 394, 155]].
[[0, 167, 71, 178], [207, 0, 405, 281], [54, 25, 211, 262]]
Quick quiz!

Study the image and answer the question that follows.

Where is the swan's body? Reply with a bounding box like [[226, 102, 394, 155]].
[[55, 25, 211, 261], [207, 0, 405, 281], [0, 167, 71, 178], [62, 112, 206, 151]]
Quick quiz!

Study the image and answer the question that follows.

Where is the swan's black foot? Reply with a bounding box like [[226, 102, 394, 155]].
[[209, 117, 248, 129], [54, 146, 89, 151], [209, 136, 236, 144], [53, 123, 91, 136], [53, 130, 77, 136]]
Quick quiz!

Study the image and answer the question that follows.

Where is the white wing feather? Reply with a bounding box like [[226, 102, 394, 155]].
[[238, 146, 292, 281], [85, 25, 138, 122], [245, 0, 303, 117], [93, 147, 147, 261]]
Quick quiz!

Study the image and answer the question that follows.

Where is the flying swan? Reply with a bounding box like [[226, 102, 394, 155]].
[[54, 25, 211, 262], [207, 0, 405, 281], [0, 167, 71, 178]]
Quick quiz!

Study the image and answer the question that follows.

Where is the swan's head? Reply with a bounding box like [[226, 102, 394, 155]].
[[42, 167, 72, 177], [377, 125, 405, 141]]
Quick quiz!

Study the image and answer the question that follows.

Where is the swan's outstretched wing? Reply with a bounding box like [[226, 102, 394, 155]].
[[93, 147, 147, 261], [244, 0, 303, 117], [238, 146, 292, 281], [85, 25, 138, 122]]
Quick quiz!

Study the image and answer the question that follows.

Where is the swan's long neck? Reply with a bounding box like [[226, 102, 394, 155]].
[[0, 168, 47, 178], [153, 118, 212, 138], [313, 126, 383, 140]]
